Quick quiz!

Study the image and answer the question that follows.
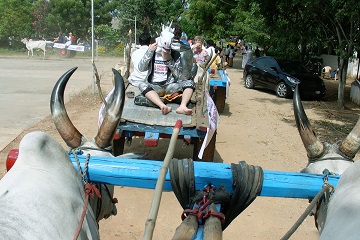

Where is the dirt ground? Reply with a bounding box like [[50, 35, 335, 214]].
[[1, 54, 360, 239]]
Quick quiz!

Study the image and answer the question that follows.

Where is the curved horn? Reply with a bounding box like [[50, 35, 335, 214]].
[[293, 86, 325, 159], [50, 67, 83, 148], [95, 69, 125, 148], [338, 117, 360, 158]]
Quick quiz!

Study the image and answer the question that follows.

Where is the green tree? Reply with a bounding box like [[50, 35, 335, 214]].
[[231, 2, 269, 49], [308, 0, 360, 108], [94, 24, 120, 48], [0, 0, 117, 47], [112, 0, 188, 43], [185, 0, 234, 40], [32, 0, 50, 38], [0, 0, 34, 47], [238, 0, 359, 108]]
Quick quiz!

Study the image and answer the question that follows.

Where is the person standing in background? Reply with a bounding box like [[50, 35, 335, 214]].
[[254, 46, 260, 58], [128, 32, 152, 87], [242, 45, 253, 69], [225, 44, 230, 63], [192, 36, 209, 66], [228, 46, 235, 67]]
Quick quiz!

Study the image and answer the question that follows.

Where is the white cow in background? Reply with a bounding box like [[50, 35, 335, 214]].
[[293, 86, 360, 239], [0, 68, 134, 239], [21, 38, 47, 57]]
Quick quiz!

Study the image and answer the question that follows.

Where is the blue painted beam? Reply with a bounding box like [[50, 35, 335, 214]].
[[69, 154, 339, 199]]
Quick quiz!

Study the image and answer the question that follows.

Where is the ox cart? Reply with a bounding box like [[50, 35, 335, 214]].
[[70, 153, 339, 239], [5, 147, 340, 239], [4, 66, 356, 239], [111, 67, 219, 162]]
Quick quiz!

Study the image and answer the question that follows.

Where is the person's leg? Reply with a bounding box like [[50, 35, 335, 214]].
[[145, 90, 172, 114], [176, 88, 193, 115]]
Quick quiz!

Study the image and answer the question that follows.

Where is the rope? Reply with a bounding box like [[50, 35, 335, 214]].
[[82, 154, 90, 179], [223, 161, 263, 229], [72, 149, 82, 175], [73, 183, 101, 240], [169, 158, 195, 209], [71, 151, 101, 240], [169, 159, 263, 230], [281, 182, 334, 240], [72, 149, 90, 181]]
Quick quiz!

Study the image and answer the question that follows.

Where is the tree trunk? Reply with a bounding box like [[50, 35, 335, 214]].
[[299, 41, 306, 63], [337, 57, 349, 109]]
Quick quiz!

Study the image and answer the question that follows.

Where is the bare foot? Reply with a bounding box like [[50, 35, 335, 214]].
[[176, 105, 193, 115], [161, 105, 172, 115]]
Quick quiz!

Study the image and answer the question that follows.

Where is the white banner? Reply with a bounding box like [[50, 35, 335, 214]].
[[225, 70, 231, 98], [198, 89, 220, 159], [53, 43, 66, 49], [67, 45, 85, 52], [53, 43, 85, 52]]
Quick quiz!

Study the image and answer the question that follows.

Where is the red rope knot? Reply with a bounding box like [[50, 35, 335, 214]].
[[181, 209, 199, 221], [84, 183, 101, 199], [203, 208, 226, 227], [182, 199, 212, 224]]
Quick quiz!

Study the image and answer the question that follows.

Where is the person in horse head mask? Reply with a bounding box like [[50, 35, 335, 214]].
[[135, 22, 196, 115]]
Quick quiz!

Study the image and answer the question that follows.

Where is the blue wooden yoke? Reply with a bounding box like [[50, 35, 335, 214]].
[[69, 153, 339, 199]]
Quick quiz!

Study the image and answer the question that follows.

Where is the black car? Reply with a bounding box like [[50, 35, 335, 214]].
[[243, 56, 326, 99]]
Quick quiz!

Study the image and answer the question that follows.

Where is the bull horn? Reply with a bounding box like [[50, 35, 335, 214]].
[[95, 69, 125, 148], [50, 67, 84, 148], [293, 86, 325, 159], [338, 117, 360, 158]]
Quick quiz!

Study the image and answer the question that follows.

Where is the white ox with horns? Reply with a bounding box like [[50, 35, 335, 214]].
[[293, 86, 360, 239], [21, 38, 48, 57], [0, 68, 131, 239]]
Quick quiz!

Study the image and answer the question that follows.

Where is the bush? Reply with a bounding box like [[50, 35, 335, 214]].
[[114, 42, 125, 54], [96, 45, 107, 53]]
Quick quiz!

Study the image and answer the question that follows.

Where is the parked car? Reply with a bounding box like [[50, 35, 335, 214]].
[[243, 56, 326, 99]]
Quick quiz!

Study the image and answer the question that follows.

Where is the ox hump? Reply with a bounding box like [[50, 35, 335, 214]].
[[14, 131, 71, 170]]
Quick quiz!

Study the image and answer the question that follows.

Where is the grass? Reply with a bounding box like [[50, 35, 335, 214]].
[[0, 48, 25, 55]]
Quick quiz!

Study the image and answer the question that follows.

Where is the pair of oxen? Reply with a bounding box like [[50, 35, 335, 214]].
[[2, 38, 360, 239]]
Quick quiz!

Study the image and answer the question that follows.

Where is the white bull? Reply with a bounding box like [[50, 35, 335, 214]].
[[293, 86, 360, 239], [0, 68, 132, 239], [21, 38, 47, 57], [0, 131, 101, 239]]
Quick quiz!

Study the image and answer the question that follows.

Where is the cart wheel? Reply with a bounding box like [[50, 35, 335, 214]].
[[193, 131, 216, 162], [59, 49, 77, 58], [112, 137, 125, 156], [69, 50, 77, 58], [59, 49, 69, 57], [213, 88, 226, 113]]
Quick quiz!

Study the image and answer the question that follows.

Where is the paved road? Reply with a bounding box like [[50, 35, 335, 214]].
[[0, 56, 121, 151]]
